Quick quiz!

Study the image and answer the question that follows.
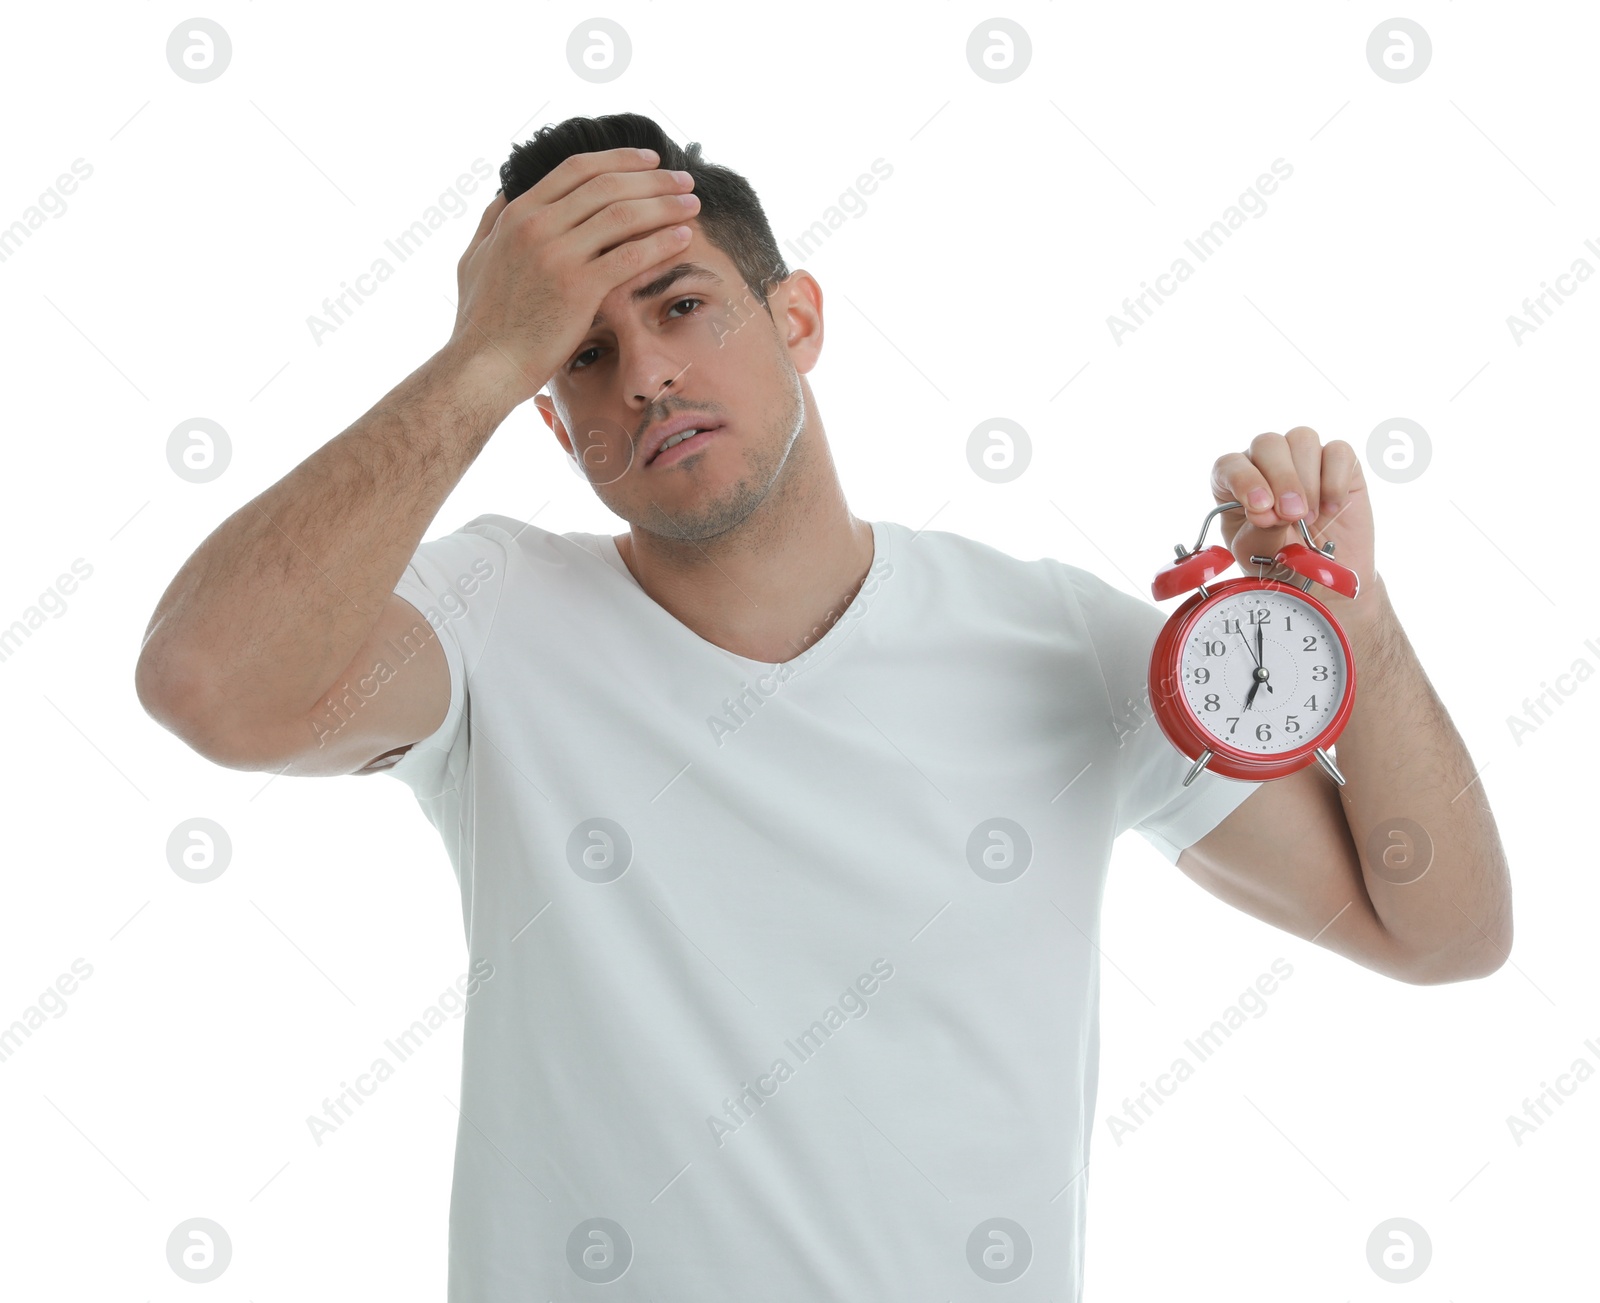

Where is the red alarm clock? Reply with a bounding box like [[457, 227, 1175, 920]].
[[1148, 500, 1360, 787]]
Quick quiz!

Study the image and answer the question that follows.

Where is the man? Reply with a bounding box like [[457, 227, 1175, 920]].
[[134, 112, 1512, 1301]]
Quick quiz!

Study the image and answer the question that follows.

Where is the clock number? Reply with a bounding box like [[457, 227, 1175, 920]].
[[1203, 693, 1219, 711], [1255, 722, 1272, 742], [1204, 640, 1225, 656], [1225, 717, 1239, 734], [1285, 715, 1300, 733], [1222, 618, 1240, 634], [1311, 665, 1329, 681], [1304, 695, 1318, 710], [1248, 607, 1270, 625], [1302, 635, 1318, 651], [1284, 614, 1293, 630], [1192, 666, 1210, 684]]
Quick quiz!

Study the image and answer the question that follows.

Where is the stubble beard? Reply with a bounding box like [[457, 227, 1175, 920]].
[[636, 362, 807, 546]]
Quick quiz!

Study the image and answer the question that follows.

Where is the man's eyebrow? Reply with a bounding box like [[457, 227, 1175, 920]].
[[590, 263, 724, 328]]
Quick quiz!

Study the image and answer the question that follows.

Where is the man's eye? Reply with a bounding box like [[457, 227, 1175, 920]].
[[569, 298, 706, 372]]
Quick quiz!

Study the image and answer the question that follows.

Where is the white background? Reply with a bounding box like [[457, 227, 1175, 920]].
[[1, 2, 1594, 1298]]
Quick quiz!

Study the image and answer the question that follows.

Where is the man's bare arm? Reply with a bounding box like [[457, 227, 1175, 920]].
[[134, 348, 513, 771], [134, 147, 701, 773], [1180, 433, 1513, 984], [1177, 578, 1512, 983]]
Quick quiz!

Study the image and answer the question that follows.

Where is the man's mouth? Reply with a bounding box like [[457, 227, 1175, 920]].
[[650, 424, 721, 466]]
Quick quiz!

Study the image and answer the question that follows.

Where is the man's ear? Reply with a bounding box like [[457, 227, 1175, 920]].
[[775, 269, 824, 376], [532, 392, 573, 457]]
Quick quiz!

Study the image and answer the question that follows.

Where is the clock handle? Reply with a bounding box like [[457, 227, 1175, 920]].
[[1193, 502, 1346, 565], [1192, 501, 1245, 555], [1152, 501, 1248, 601]]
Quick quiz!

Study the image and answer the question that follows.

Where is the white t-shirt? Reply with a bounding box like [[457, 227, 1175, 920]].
[[376, 514, 1263, 1302]]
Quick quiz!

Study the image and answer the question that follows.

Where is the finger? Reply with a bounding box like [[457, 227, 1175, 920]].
[[1317, 439, 1363, 520], [1210, 450, 1278, 529], [1247, 430, 1310, 523], [1284, 426, 1324, 519], [565, 174, 697, 262], [594, 219, 697, 280], [526, 146, 666, 212], [460, 191, 508, 267]]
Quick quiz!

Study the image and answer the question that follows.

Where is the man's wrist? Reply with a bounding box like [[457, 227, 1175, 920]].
[[1325, 570, 1391, 642], [427, 344, 537, 425]]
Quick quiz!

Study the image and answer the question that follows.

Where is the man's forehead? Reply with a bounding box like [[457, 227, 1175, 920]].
[[591, 261, 726, 328]]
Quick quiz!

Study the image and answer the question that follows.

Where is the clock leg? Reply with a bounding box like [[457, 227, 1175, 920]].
[[1313, 746, 1347, 786], [1182, 749, 1213, 787]]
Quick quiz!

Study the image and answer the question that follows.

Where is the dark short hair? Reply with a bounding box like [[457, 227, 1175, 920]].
[[499, 112, 790, 317]]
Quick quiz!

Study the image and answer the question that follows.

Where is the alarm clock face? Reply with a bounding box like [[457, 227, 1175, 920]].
[[1179, 587, 1349, 756]]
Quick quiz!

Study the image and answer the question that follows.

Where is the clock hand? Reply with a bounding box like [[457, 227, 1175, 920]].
[[1244, 678, 1260, 711], [1257, 623, 1274, 696], [1235, 627, 1260, 667]]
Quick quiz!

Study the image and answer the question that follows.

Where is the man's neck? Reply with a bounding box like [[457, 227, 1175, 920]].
[[613, 475, 874, 666]]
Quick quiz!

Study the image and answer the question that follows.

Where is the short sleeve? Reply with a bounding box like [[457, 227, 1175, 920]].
[[1060, 563, 1265, 864], [373, 517, 512, 798]]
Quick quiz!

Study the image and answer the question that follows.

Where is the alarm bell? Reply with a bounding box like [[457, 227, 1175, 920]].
[[1151, 501, 1359, 602]]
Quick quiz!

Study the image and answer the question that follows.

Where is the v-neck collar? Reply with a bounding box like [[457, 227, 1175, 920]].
[[593, 520, 889, 671]]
